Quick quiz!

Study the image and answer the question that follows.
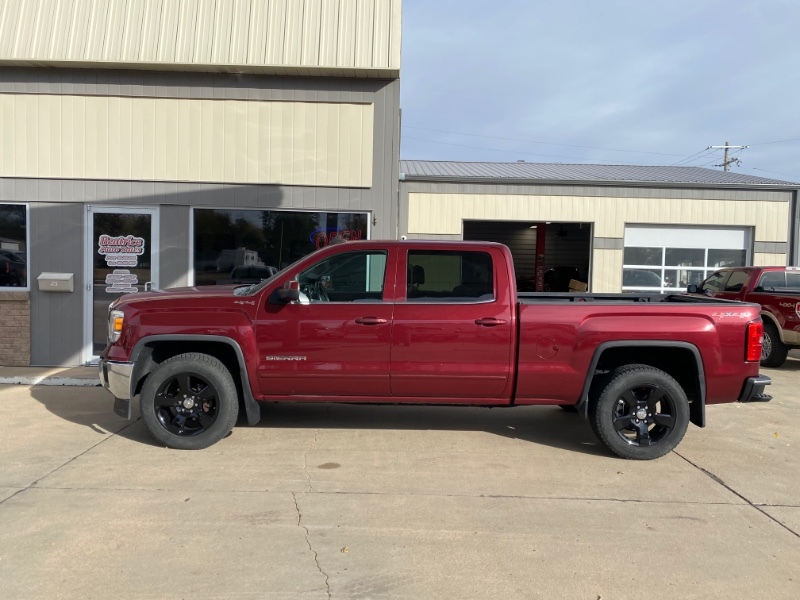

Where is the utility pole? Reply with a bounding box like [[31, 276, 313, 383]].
[[710, 141, 748, 171]]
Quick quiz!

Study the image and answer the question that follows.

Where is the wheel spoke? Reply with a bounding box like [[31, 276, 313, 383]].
[[635, 422, 651, 446], [154, 392, 176, 407], [196, 411, 215, 430], [653, 413, 676, 428], [177, 374, 193, 398], [613, 414, 633, 431], [619, 389, 638, 410], [169, 414, 187, 435], [196, 385, 216, 402], [645, 388, 666, 411]]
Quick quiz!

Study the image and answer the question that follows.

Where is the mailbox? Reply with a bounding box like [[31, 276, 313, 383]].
[[37, 272, 74, 293]]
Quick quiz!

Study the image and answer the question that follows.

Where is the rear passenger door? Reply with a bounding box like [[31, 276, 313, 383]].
[[390, 248, 514, 403]]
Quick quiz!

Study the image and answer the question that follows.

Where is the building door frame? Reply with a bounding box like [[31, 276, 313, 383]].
[[83, 205, 160, 364]]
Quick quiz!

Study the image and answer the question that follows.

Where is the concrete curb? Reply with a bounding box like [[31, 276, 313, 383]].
[[0, 376, 101, 386]]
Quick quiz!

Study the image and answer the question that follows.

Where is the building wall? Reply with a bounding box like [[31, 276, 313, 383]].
[[1, 94, 375, 187], [0, 68, 400, 366], [0, 0, 402, 78], [400, 181, 793, 292], [0, 291, 30, 366]]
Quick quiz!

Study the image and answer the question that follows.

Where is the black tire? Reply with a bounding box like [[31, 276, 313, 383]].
[[140, 352, 239, 450], [589, 364, 689, 460], [760, 322, 789, 368]]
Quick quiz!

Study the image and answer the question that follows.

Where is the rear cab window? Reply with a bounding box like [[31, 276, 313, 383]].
[[406, 250, 495, 302]]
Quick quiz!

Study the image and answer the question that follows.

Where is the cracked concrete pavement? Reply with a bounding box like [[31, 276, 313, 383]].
[[1, 361, 799, 599]]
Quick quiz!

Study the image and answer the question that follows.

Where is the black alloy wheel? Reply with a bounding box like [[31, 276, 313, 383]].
[[140, 353, 239, 450], [590, 364, 689, 460], [154, 372, 219, 437]]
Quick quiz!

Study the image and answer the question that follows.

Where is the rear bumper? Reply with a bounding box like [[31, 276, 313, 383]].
[[99, 359, 135, 419], [738, 375, 772, 403]]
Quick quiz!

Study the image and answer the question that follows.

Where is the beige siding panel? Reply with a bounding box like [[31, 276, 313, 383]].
[[593, 248, 623, 293], [408, 191, 791, 242], [0, 94, 12, 173], [355, 0, 375, 67], [301, 0, 322, 66], [1, 93, 373, 187], [0, 0, 401, 75], [753, 253, 787, 266], [246, 0, 268, 64], [337, 0, 357, 67], [318, 0, 340, 66]]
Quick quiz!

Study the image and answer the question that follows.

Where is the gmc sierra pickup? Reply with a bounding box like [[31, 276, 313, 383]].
[[100, 240, 771, 459], [689, 265, 800, 367]]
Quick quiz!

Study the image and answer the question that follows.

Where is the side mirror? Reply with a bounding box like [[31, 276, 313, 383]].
[[276, 280, 301, 303], [686, 284, 698, 293]]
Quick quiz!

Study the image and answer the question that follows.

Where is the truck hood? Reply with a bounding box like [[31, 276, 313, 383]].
[[111, 285, 251, 309]]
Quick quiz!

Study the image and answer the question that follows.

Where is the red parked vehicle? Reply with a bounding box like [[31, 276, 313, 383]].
[[100, 241, 771, 460], [689, 266, 800, 367]]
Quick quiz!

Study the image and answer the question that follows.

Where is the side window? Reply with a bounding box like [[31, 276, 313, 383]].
[[786, 272, 800, 289], [724, 270, 749, 292], [757, 272, 786, 290], [297, 251, 387, 302], [407, 250, 494, 302], [0, 204, 28, 290], [701, 271, 730, 294]]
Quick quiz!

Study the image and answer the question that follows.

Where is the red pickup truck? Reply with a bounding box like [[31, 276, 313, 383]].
[[100, 241, 771, 460], [689, 266, 800, 367]]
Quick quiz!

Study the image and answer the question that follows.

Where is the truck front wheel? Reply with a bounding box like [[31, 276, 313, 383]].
[[140, 353, 239, 450], [761, 322, 789, 368], [589, 365, 689, 460]]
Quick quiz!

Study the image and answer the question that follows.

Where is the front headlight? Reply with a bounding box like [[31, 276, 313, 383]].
[[108, 310, 124, 343]]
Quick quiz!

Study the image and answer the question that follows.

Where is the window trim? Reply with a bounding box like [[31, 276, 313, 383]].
[[0, 202, 30, 291]]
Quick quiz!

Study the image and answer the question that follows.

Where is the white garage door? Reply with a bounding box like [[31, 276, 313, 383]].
[[622, 225, 751, 292]]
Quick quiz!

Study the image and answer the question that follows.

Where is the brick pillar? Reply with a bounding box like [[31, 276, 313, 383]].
[[0, 291, 31, 367]]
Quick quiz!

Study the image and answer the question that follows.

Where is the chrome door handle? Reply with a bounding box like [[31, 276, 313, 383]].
[[475, 317, 507, 327], [355, 317, 388, 325]]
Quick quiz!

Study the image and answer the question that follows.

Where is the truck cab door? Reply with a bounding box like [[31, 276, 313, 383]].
[[254, 249, 395, 399], [390, 248, 514, 403]]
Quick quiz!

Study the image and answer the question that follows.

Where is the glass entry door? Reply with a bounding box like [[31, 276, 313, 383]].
[[85, 206, 159, 362]]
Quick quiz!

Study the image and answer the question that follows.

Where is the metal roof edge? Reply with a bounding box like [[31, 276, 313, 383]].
[[399, 175, 800, 191]]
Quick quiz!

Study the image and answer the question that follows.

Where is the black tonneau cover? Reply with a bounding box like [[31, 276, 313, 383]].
[[517, 293, 744, 304]]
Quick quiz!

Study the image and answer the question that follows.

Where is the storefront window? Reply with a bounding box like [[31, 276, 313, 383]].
[[193, 209, 369, 286], [0, 204, 28, 289]]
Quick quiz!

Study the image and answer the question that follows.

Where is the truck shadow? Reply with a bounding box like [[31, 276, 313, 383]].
[[24, 386, 606, 457], [252, 402, 609, 457]]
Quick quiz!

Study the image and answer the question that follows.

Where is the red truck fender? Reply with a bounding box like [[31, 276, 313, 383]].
[[576, 340, 707, 428], [128, 334, 261, 426]]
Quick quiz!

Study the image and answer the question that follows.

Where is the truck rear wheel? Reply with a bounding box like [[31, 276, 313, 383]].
[[589, 364, 689, 460], [140, 353, 239, 450], [761, 322, 789, 368]]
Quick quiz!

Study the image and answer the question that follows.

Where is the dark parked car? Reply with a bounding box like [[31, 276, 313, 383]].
[[0, 249, 26, 287], [215, 265, 278, 285]]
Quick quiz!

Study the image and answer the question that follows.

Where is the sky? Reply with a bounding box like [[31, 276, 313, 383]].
[[399, 0, 800, 183]]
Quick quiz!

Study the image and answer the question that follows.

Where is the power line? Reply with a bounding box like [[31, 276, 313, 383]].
[[748, 136, 800, 147], [671, 148, 715, 166], [402, 125, 686, 157]]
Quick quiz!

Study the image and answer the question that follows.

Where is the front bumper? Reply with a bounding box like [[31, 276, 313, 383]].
[[98, 359, 135, 419], [738, 375, 772, 403]]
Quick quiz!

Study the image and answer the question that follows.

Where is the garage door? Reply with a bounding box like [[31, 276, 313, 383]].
[[622, 226, 751, 292]]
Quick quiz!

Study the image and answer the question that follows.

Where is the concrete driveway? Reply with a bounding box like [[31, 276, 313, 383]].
[[1, 363, 799, 599]]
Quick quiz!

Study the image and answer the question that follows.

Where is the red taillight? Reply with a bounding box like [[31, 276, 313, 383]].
[[746, 320, 764, 362]]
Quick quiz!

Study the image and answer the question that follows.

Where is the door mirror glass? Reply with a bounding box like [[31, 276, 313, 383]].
[[276, 280, 301, 303]]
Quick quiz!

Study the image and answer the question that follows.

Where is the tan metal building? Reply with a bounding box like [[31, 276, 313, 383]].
[[399, 161, 800, 293], [0, 0, 402, 366]]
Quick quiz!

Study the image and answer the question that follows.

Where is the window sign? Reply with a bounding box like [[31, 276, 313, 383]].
[[98, 235, 145, 293]]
